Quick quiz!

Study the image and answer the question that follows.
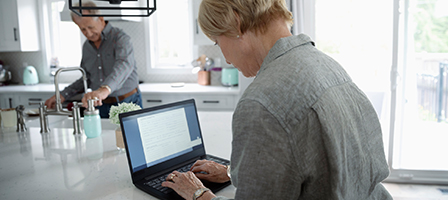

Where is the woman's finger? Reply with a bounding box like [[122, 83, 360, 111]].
[[190, 159, 208, 169]]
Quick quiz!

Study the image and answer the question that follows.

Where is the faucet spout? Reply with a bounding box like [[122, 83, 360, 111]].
[[54, 67, 88, 112], [38, 67, 88, 135]]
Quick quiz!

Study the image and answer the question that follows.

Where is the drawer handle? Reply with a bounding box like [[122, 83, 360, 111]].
[[203, 100, 219, 104], [147, 100, 162, 103], [13, 28, 18, 41], [29, 98, 42, 101]]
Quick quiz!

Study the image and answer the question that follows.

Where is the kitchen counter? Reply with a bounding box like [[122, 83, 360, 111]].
[[0, 83, 240, 94], [0, 83, 71, 93], [0, 83, 241, 111], [0, 111, 236, 200]]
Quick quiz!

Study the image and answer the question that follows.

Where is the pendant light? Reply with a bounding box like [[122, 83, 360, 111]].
[[69, 0, 156, 17]]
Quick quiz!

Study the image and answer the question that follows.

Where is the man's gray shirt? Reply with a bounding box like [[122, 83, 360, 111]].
[[61, 22, 139, 99], [214, 34, 392, 199]]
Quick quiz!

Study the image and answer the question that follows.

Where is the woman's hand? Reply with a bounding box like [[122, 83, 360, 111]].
[[190, 160, 230, 183], [161, 171, 215, 200]]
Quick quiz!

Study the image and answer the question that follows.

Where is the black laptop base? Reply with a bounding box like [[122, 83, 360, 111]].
[[135, 155, 231, 200]]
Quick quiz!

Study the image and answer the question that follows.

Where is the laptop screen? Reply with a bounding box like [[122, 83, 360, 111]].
[[120, 100, 203, 173]]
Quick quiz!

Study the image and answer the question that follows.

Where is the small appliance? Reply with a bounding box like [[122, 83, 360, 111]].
[[221, 67, 239, 87], [23, 65, 39, 85], [0, 66, 12, 85]]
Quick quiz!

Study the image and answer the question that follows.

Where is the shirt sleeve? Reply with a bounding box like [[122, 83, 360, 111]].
[[102, 33, 135, 92], [229, 99, 304, 199]]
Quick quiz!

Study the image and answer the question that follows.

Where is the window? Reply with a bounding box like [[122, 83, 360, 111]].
[[312, 0, 448, 184], [314, 0, 392, 143], [148, 0, 193, 69], [47, 0, 83, 68], [388, 0, 448, 183], [315, 0, 393, 92]]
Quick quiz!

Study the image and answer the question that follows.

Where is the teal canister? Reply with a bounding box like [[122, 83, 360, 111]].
[[221, 67, 239, 87], [84, 99, 102, 138]]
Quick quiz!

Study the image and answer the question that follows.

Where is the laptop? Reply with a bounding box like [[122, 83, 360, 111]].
[[119, 99, 231, 200]]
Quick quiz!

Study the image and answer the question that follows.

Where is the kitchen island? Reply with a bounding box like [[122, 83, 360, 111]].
[[0, 83, 240, 111], [0, 111, 236, 200]]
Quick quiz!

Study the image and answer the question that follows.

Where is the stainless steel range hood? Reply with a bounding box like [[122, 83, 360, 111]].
[[60, 0, 156, 21]]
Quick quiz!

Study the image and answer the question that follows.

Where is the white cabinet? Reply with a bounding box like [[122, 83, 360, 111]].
[[0, 93, 52, 109], [0, 94, 14, 109], [15, 93, 53, 109], [0, 0, 40, 52], [192, 95, 236, 110], [142, 93, 237, 111], [192, 0, 214, 46], [142, 94, 191, 108]]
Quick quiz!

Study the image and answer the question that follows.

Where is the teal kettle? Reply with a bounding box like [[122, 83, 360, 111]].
[[23, 66, 39, 85]]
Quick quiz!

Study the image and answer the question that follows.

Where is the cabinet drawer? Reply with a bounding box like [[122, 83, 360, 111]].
[[17, 94, 52, 108], [192, 95, 235, 110], [142, 94, 190, 108]]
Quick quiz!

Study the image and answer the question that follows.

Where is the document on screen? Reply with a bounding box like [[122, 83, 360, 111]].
[[137, 108, 192, 164]]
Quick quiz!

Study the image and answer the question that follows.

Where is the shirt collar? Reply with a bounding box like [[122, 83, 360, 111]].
[[101, 21, 112, 41], [257, 34, 315, 76]]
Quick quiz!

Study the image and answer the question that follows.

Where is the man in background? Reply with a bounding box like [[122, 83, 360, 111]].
[[45, 1, 142, 118]]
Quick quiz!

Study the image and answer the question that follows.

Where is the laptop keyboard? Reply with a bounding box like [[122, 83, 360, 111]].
[[143, 158, 229, 194]]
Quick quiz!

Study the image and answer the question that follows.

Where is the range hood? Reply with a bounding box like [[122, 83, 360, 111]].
[[60, 0, 156, 21]]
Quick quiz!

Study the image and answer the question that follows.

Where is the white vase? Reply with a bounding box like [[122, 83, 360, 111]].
[[115, 126, 125, 151]]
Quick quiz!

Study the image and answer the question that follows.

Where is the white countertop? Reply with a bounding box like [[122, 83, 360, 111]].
[[0, 83, 240, 95], [0, 111, 235, 200], [0, 84, 70, 93]]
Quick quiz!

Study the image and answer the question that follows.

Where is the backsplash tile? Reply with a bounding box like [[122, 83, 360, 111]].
[[0, 51, 45, 85]]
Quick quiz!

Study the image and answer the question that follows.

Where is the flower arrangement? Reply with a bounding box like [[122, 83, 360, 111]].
[[109, 102, 142, 125]]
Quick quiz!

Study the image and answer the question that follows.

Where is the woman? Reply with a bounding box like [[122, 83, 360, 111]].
[[162, 0, 393, 199]]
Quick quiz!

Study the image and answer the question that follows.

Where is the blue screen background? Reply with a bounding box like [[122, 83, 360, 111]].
[[121, 104, 201, 172]]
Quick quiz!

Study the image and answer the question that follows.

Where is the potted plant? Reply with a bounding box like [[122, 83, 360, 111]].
[[109, 102, 141, 151]]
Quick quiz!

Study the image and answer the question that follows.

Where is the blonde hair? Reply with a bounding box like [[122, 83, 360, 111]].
[[198, 0, 293, 39], [70, 1, 101, 21]]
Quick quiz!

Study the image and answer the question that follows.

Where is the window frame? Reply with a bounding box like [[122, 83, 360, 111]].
[[306, 0, 448, 184], [43, 0, 85, 68], [143, 0, 196, 75]]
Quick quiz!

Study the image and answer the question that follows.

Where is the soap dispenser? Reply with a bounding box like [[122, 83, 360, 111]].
[[84, 98, 102, 138]]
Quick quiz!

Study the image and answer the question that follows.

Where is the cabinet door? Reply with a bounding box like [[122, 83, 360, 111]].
[[0, 0, 20, 51], [0, 94, 14, 109], [192, 0, 214, 46], [0, 0, 39, 52]]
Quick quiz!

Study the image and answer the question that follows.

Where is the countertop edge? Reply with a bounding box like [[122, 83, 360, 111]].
[[0, 83, 241, 95]]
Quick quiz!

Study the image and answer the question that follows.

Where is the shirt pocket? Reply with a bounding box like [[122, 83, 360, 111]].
[[102, 49, 115, 70]]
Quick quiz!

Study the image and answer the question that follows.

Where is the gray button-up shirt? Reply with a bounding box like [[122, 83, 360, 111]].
[[61, 22, 139, 99], [214, 34, 392, 200]]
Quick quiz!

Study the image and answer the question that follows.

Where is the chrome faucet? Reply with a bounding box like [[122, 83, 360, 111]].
[[38, 67, 88, 135]]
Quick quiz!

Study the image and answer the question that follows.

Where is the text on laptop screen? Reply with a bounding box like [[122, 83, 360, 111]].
[[121, 103, 203, 172]]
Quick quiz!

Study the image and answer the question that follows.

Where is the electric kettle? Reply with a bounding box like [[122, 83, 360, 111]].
[[23, 66, 39, 85]]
